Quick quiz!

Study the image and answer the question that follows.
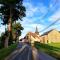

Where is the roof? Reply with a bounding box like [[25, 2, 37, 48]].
[[59, 31, 60, 33], [41, 29, 55, 36], [26, 32, 40, 39]]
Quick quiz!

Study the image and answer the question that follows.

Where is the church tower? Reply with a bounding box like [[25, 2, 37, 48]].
[[35, 26, 39, 35]]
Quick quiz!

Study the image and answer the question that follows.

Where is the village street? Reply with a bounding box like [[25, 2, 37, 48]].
[[5, 42, 57, 60]]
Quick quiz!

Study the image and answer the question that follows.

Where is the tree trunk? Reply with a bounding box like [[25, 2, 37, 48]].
[[8, 17, 13, 45], [16, 36, 19, 43], [8, 7, 13, 45], [14, 21, 17, 42], [4, 25, 9, 48], [4, 37, 9, 48], [8, 18, 12, 32]]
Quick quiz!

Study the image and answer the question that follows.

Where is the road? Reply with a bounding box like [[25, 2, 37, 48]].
[[5, 42, 57, 60], [38, 51, 57, 60], [11, 43, 33, 60]]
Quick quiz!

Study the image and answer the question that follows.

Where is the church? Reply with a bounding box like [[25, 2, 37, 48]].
[[25, 26, 41, 44]]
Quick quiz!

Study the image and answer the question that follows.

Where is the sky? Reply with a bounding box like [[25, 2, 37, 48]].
[[0, 0, 60, 37]]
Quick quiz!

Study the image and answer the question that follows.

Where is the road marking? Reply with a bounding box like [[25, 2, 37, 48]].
[[27, 48, 30, 60], [12, 45, 27, 60], [18, 44, 27, 53]]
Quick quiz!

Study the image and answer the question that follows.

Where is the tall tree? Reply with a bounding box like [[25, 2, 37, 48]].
[[12, 23, 24, 42], [0, 32, 9, 48], [0, 0, 26, 47], [0, 33, 5, 48]]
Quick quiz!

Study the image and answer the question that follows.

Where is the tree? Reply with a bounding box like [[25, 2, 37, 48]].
[[0, 33, 5, 48], [12, 23, 24, 42], [0, 31, 9, 48], [0, 0, 26, 47]]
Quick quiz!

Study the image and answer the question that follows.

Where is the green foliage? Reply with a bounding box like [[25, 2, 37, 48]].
[[0, 0, 26, 25], [0, 43, 17, 60], [0, 0, 26, 46], [12, 23, 23, 31], [48, 43, 60, 48], [0, 0, 22, 4], [12, 22, 24, 42]]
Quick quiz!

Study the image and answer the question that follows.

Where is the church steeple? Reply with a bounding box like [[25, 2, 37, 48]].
[[35, 26, 39, 35]]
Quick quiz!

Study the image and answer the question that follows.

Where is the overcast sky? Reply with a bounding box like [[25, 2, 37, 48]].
[[0, 0, 60, 38]]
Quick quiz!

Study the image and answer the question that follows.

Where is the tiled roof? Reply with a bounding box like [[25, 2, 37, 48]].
[[27, 32, 40, 39]]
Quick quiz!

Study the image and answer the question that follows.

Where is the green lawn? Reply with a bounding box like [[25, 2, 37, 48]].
[[34, 42, 60, 60], [48, 43, 60, 48], [0, 43, 17, 60]]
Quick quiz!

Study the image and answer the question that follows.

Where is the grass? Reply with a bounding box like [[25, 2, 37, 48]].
[[48, 43, 60, 48], [0, 43, 17, 60], [34, 42, 60, 60]]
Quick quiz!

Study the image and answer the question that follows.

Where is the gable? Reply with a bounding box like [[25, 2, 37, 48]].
[[41, 29, 59, 36]]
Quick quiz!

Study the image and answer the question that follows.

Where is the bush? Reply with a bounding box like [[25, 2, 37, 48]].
[[0, 44, 17, 60], [34, 42, 60, 60]]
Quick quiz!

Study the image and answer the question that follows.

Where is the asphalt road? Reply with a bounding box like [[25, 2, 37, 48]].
[[6, 42, 56, 60], [5, 42, 57, 60], [12, 44, 33, 60]]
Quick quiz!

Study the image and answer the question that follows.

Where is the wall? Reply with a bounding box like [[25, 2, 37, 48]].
[[40, 35, 48, 44], [48, 30, 60, 43], [26, 33, 40, 43]]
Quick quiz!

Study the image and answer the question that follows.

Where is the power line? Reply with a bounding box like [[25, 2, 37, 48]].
[[40, 18, 60, 32]]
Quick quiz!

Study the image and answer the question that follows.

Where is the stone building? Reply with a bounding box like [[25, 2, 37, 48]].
[[40, 29, 60, 44]]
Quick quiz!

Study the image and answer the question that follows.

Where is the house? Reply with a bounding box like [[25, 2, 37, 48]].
[[41, 29, 60, 44], [25, 27, 41, 44]]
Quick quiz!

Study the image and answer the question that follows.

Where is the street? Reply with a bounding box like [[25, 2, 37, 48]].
[[5, 42, 57, 60], [9, 43, 33, 60]]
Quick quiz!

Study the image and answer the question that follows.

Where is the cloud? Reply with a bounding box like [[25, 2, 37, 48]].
[[21, 23, 45, 38], [48, 0, 60, 22], [23, 1, 48, 18], [49, 9, 60, 21], [23, 2, 38, 17], [20, 0, 51, 38]]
